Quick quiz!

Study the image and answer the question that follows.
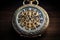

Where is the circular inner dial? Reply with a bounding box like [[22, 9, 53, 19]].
[[17, 7, 44, 32]]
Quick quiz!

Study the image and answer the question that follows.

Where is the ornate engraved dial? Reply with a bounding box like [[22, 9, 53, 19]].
[[18, 9, 40, 30], [16, 6, 46, 33]]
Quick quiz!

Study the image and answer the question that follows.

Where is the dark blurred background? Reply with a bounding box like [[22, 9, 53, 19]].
[[0, 0, 60, 40]]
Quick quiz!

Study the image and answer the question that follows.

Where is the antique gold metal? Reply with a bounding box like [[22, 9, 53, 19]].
[[12, 0, 49, 37]]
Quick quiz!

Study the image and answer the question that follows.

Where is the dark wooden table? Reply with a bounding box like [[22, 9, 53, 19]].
[[0, 0, 60, 40]]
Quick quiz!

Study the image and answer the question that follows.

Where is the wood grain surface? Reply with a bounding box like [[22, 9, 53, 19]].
[[0, 0, 60, 40]]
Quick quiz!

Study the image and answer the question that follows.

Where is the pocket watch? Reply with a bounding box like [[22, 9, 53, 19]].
[[12, 0, 49, 37]]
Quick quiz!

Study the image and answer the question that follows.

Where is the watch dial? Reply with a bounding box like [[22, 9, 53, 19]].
[[16, 7, 44, 34]]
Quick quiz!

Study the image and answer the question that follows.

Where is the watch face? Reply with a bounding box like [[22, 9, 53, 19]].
[[12, 4, 49, 37]]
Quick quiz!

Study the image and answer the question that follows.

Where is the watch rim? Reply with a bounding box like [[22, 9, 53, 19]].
[[12, 4, 49, 37]]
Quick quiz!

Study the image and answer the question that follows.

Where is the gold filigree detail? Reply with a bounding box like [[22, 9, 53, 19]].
[[19, 10, 40, 30]]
